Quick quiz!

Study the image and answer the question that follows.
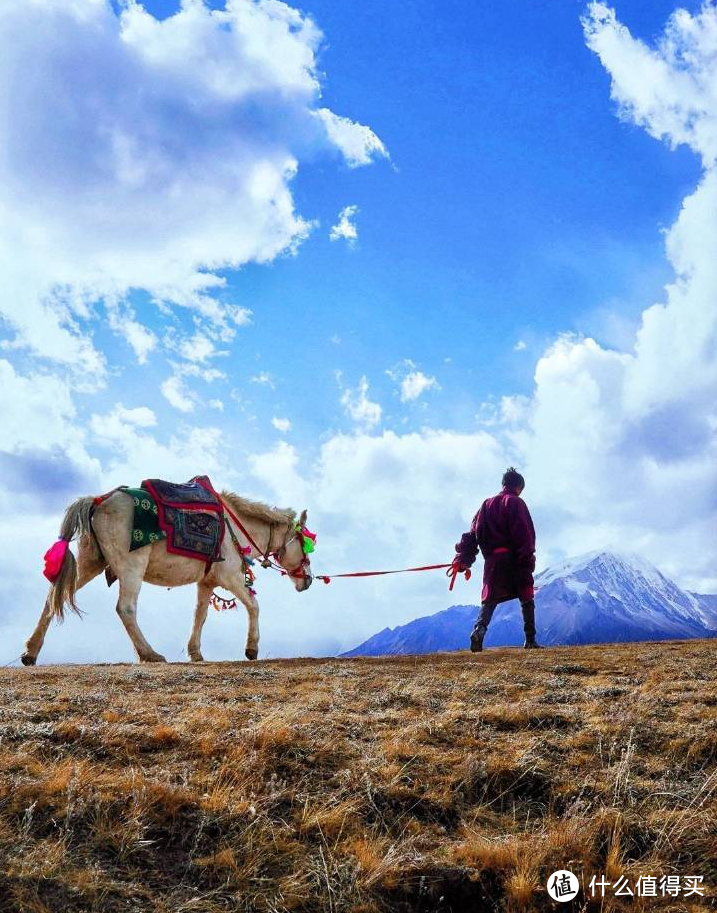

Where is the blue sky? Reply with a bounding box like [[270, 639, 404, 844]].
[[1, 0, 715, 662], [105, 0, 700, 446]]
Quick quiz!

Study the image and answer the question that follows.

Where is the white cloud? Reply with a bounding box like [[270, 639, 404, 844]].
[[0, 0, 385, 373], [505, 2, 717, 591], [106, 299, 158, 364], [340, 376, 382, 428], [315, 109, 388, 168], [329, 204, 359, 245], [251, 371, 276, 388], [180, 362, 226, 383], [387, 359, 440, 402], [514, 339, 527, 352], [583, 2, 717, 167], [400, 370, 439, 402], [248, 429, 505, 651], [0, 360, 101, 519], [91, 403, 157, 441], [177, 332, 222, 363], [209, 398, 224, 411], [0, 360, 75, 451], [272, 416, 292, 433], [161, 374, 196, 413]]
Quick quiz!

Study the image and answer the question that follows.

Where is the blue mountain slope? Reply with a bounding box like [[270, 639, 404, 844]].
[[341, 551, 717, 656]]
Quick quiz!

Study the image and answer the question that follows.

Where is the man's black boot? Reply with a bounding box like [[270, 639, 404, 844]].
[[470, 623, 487, 653], [521, 599, 542, 649]]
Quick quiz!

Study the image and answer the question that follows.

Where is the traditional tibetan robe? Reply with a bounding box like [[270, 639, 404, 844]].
[[454, 487, 536, 604]]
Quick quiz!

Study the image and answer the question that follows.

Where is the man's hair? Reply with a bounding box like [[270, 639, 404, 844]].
[[502, 466, 525, 491]]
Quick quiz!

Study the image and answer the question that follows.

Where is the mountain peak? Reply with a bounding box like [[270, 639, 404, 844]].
[[536, 548, 664, 588]]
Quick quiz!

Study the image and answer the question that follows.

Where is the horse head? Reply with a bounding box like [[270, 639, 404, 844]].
[[275, 508, 313, 591]]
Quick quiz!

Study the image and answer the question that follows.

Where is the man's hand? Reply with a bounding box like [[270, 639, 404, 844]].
[[448, 557, 472, 591]]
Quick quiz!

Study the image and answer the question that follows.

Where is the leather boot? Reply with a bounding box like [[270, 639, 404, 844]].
[[470, 623, 487, 653], [521, 599, 542, 649]]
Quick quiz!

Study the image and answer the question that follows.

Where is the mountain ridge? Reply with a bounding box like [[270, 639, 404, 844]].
[[341, 550, 717, 656]]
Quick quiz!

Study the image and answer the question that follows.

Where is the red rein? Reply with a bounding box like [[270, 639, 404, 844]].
[[309, 562, 469, 591], [214, 494, 470, 592]]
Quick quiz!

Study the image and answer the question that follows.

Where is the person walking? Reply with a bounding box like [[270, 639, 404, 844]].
[[452, 467, 541, 651]]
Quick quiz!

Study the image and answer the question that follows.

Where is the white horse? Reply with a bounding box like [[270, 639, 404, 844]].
[[21, 489, 312, 665]]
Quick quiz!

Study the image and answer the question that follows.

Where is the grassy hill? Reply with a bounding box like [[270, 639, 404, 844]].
[[1, 641, 716, 912]]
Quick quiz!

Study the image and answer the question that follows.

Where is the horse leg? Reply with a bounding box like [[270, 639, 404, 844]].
[[116, 564, 166, 663], [22, 550, 104, 666], [219, 574, 259, 660], [187, 580, 213, 662]]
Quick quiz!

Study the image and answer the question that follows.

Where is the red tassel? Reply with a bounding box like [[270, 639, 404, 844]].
[[43, 539, 69, 583]]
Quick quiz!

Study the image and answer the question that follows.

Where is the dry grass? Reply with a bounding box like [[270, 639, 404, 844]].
[[0, 640, 716, 911]]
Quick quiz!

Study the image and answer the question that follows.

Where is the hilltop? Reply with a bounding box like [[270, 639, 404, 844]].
[[1, 640, 716, 911]]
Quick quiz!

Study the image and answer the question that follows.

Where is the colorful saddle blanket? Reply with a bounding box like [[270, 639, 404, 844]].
[[122, 475, 225, 564]]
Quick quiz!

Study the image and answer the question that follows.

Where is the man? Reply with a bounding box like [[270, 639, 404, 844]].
[[452, 467, 541, 651]]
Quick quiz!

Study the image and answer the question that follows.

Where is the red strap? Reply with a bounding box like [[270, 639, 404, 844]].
[[316, 563, 453, 585], [219, 498, 266, 556]]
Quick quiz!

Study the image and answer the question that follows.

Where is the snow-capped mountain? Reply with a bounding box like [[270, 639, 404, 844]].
[[341, 550, 717, 656]]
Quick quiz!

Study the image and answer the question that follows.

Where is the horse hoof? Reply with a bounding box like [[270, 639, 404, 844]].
[[189, 652, 204, 663], [20, 654, 36, 667], [140, 652, 167, 663], [245, 648, 258, 661]]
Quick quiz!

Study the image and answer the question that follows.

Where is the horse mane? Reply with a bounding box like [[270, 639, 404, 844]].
[[221, 490, 296, 527]]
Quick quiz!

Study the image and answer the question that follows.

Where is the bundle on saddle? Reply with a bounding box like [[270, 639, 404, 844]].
[[104, 475, 225, 584]]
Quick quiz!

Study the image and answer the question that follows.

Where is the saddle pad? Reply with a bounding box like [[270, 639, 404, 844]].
[[140, 475, 225, 563], [120, 487, 167, 552], [141, 475, 220, 509]]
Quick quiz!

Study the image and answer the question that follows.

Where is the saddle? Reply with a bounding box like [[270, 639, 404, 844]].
[[141, 475, 225, 565]]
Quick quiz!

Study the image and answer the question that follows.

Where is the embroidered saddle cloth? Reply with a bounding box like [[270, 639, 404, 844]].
[[122, 475, 225, 564]]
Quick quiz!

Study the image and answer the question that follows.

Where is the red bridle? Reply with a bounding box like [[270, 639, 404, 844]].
[[221, 500, 312, 584]]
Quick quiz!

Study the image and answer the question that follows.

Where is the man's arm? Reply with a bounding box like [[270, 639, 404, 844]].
[[454, 509, 481, 569]]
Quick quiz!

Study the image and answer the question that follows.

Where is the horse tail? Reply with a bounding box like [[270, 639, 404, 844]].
[[49, 496, 97, 622]]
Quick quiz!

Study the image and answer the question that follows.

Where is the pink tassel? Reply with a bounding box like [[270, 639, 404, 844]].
[[43, 539, 69, 583]]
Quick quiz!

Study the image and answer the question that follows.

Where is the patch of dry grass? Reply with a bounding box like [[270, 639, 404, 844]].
[[0, 640, 716, 911]]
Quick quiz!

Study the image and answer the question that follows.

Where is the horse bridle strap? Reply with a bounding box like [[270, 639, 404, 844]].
[[221, 501, 308, 579]]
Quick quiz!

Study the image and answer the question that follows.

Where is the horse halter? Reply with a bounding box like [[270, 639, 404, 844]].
[[272, 523, 313, 584]]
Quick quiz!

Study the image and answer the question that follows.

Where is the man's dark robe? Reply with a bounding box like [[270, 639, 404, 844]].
[[455, 487, 536, 604]]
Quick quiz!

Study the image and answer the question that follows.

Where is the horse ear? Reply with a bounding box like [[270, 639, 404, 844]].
[[299, 508, 308, 527]]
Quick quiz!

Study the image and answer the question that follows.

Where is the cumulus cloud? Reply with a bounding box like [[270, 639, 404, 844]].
[[387, 360, 440, 402], [92, 404, 157, 437], [272, 416, 292, 433], [514, 340, 527, 352], [177, 332, 223, 364], [329, 205, 359, 245], [583, 1, 717, 166], [340, 376, 382, 428], [0, 0, 386, 374], [248, 430, 506, 651], [315, 109, 388, 167], [161, 374, 197, 413]]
